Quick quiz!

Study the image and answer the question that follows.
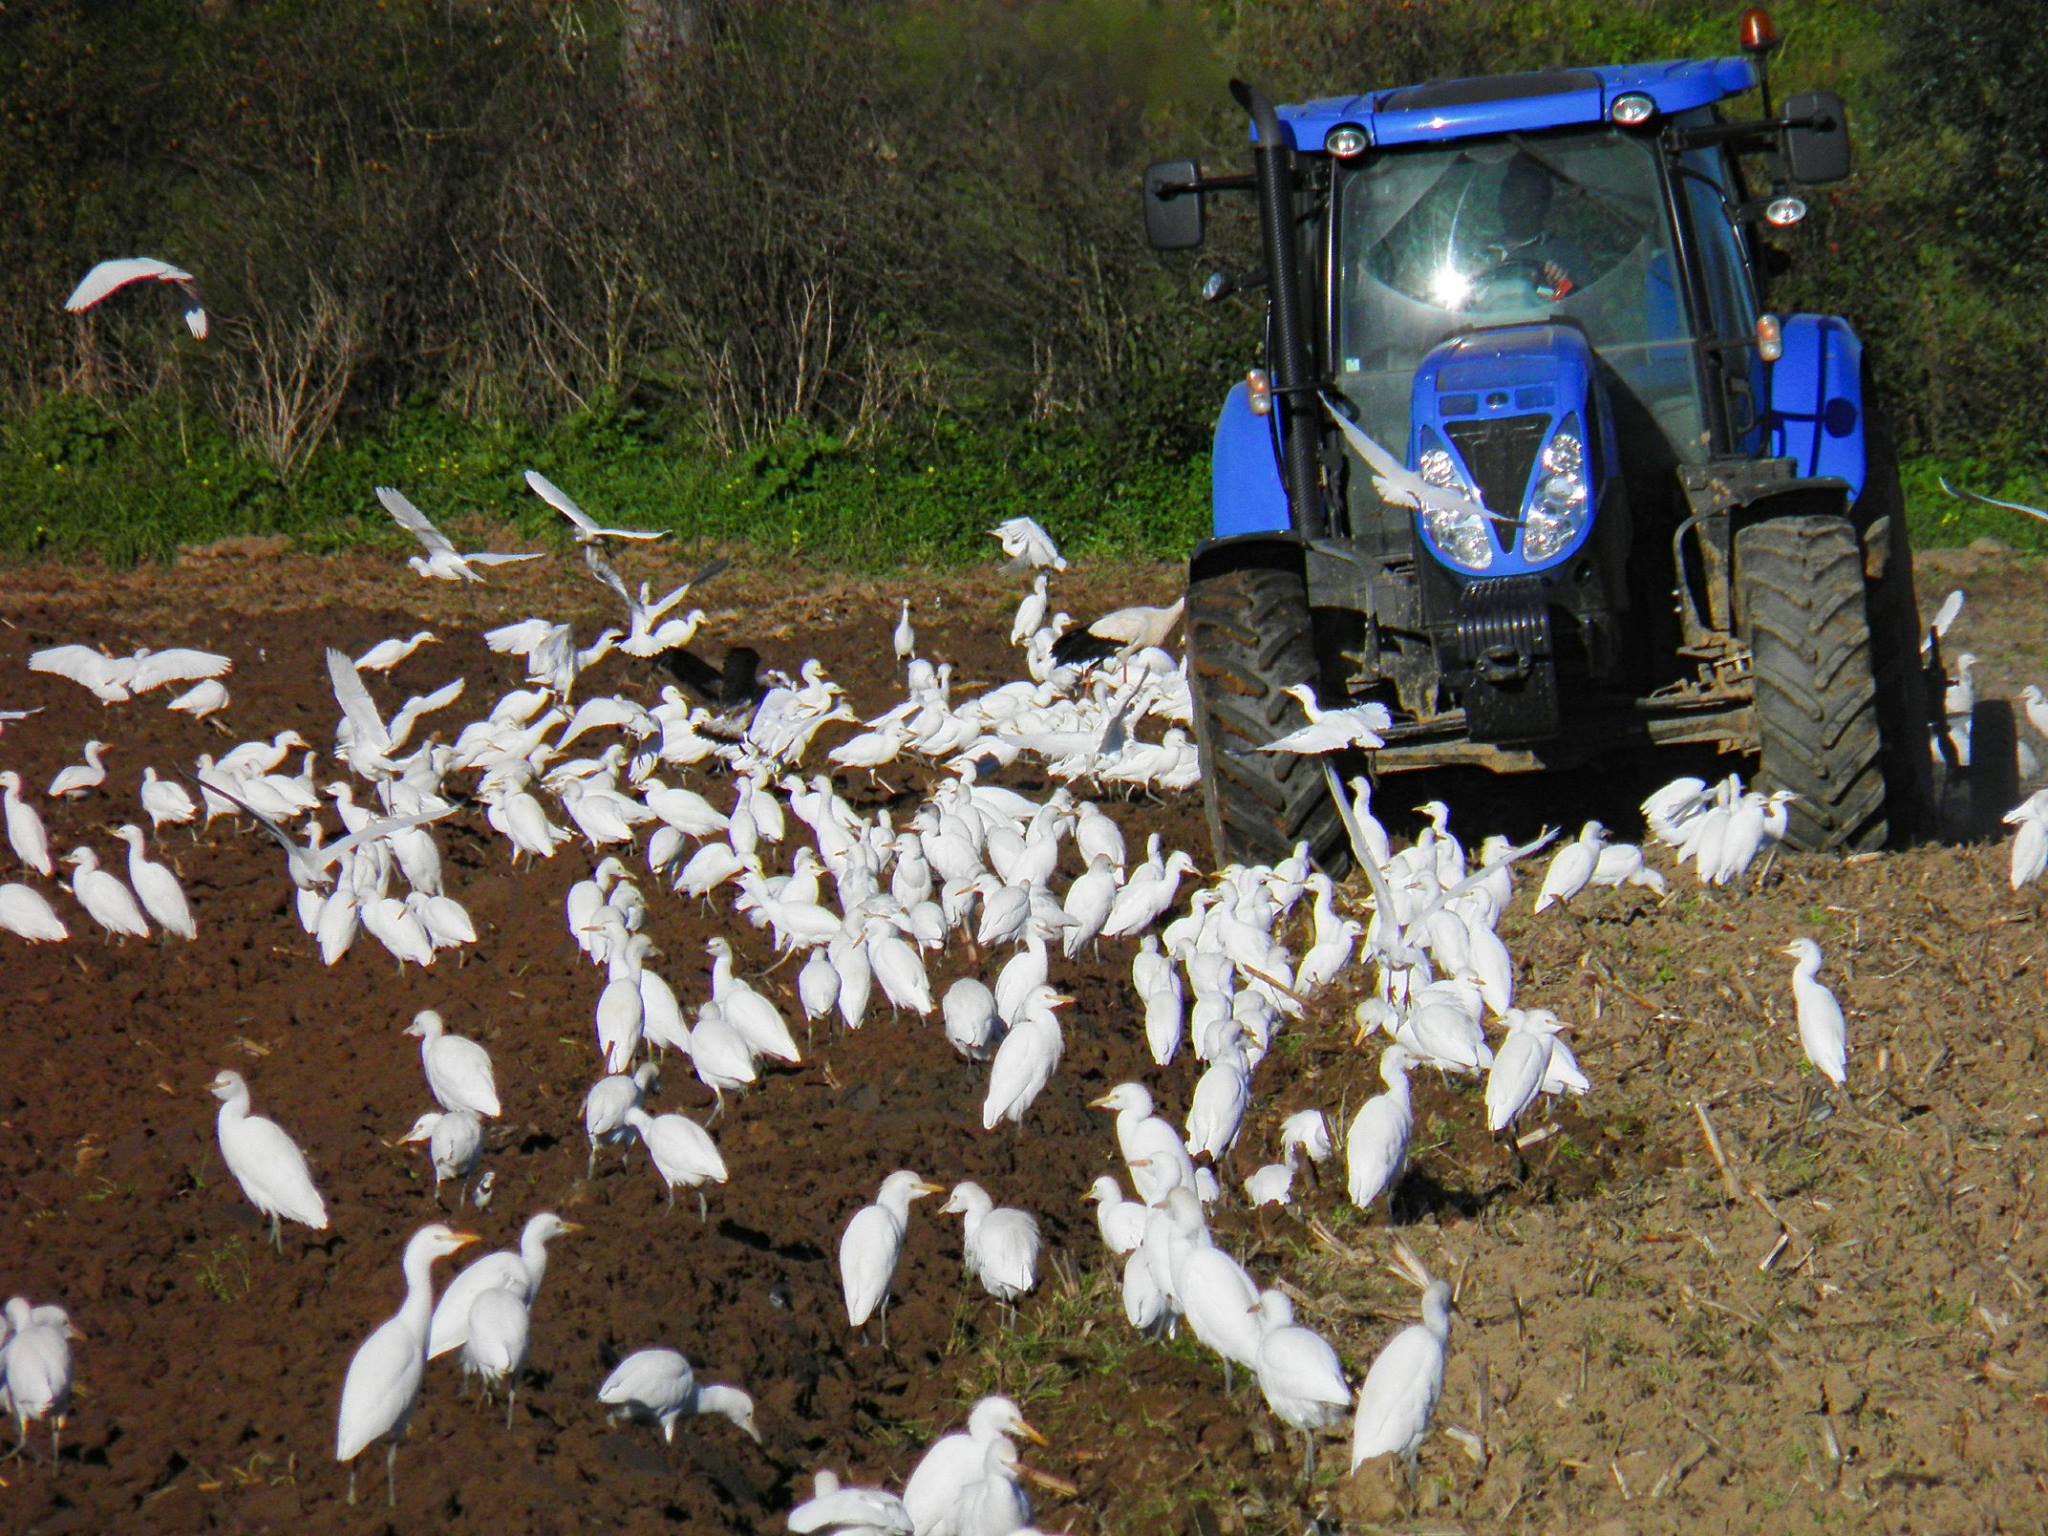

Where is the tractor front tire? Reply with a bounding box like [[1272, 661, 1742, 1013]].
[[1185, 564, 1348, 872], [1738, 516, 1889, 851]]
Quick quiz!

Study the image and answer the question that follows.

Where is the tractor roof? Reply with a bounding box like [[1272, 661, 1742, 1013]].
[[1269, 58, 1758, 151]]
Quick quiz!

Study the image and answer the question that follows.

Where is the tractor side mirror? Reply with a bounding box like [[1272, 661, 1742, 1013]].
[[1143, 159, 1206, 250], [1782, 91, 1850, 184]]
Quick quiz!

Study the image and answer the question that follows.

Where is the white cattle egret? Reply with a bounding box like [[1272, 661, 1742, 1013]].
[[1280, 1109, 1333, 1165], [63, 847, 150, 940], [1485, 1009, 1568, 1138], [583, 1061, 659, 1177], [112, 824, 195, 939], [707, 936, 802, 1060], [894, 599, 916, 663], [624, 1105, 729, 1220], [1082, 1176, 1146, 1257], [167, 678, 230, 720], [460, 1287, 531, 1429], [1089, 1082, 1196, 1206], [787, 1468, 914, 1535], [399, 1109, 483, 1204], [354, 630, 439, 673], [1782, 938, 1848, 1086], [1167, 1190, 1263, 1386], [2006, 790, 2048, 890], [981, 987, 1067, 1130], [405, 1009, 501, 1118], [1253, 1289, 1351, 1479], [2, 1298, 78, 1465], [1350, 1279, 1454, 1488], [48, 741, 111, 800], [597, 1349, 761, 1443], [942, 977, 1001, 1061], [902, 1396, 1047, 1534], [1009, 576, 1048, 648], [64, 255, 208, 337], [1, 771, 51, 875], [210, 1070, 328, 1246], [426, 1212, 579, 1361], [0, 883, 67, 942], [139, 767, 198, 832], [1347, 1045, 1414, 1212], [524, 469, 665, 543], [195, 772, 451, 890], [336, 1224, 478, 1506], [378, 486, 544, 581], [940, 1182, 1041, 1315], [839, 1169, 940, 1345], [1533, 821, 1606, 912]]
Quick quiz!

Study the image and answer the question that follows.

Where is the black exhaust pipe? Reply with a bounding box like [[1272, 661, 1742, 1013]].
[[1230, 79, 1322, 542]]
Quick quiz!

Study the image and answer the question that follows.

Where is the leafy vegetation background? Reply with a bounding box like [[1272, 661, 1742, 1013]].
[[3, 0, 2044, 565]]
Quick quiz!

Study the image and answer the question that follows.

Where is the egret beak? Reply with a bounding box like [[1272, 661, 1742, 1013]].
[[1087, 1093, 1118, 1111], [1015, 1419, 1049, 1448], [448, 1232, 482, 1248], [560, 1222, 585, 1236], [916, 1181, 945, 1197]]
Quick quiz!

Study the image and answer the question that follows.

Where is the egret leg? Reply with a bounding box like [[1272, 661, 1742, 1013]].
[[385, 1439, 399, 1508], [587, 1145, 598, 1180], [1301, 1430, 1315, 1484], [271, 1212, 283, 1252], [665, 1185, 676, 1215], [697, 1191, 708, 1224], [506, 1388, 517, 1432], [50, 1418, 59, 1475], [456, 1179, 466, 1211], [347, 1463, 358, 1506], [707, 1092, 725, 1126], [879, 1296, 892, 1352], [1222, 1358, 1234, 1394], [1404, 1446, 1420, 1512]]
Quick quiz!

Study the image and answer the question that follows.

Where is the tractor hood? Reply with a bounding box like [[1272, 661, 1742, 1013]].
[[1408, 323, 1603, 577]]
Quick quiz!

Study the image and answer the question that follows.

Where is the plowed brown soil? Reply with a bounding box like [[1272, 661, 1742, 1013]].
[[1, 543, 2044, 1536]]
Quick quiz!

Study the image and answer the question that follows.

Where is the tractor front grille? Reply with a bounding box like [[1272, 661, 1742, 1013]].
[[1446, 413, 1548, 550]]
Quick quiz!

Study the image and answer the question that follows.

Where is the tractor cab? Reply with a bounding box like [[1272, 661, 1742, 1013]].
[[1145, 11, 1943, 868]]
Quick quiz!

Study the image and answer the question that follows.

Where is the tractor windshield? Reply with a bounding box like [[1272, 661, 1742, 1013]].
[[1333, 128, 1707, 464]]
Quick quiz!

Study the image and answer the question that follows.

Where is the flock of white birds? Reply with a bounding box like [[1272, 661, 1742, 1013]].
[[2, 342, 2040, 1522]]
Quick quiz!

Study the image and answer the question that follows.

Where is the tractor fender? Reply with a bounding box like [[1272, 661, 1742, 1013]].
[[1211, 380, 1291, 538], [1766, 314, 1866, 499], [1188, 528, 1305, 588]]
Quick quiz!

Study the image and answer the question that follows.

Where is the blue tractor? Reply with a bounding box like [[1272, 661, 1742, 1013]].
[[1145, 11, 1944, 869]]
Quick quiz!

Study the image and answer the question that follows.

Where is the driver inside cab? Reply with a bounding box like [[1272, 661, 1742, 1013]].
[[1488, 153, 1586, 302]]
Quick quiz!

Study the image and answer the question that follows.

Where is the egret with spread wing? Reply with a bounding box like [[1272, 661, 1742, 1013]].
[[377, 486, 543, 582]]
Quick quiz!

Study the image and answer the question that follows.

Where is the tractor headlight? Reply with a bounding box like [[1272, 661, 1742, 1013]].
[[1417, 433, 1493, 571], [1521, 415, 1589, 563]]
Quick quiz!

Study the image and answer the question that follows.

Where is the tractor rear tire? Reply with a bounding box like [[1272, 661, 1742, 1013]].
[[1738, 516, 1890, 851], [1185, 564, 1349, 872], [1966, 698, 2021, 842]]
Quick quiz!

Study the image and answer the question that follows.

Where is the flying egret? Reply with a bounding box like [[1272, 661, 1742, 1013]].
[[63, 255, 208, 337], [839, 1169, 940, 1347], [426, 1212, 579, 1361], [336, 1224, 478, 1506], [210, 1070, 328, 1247], [398, 1109, 483, 1205], [405, 1010, 501, 1118], [597, 1349, 761, 1443], [1350, 1278, 1454, 1493], [1, 772, 51, 875], [63, 847, 150, 940], [1782, 938, 1848, 1087], [623, 1105, 729, 1220], [167, 678, 230, 720], [377, 486, 544, 581], [1050, 596, 1185, 667], [940, 1182, 1041, 1318], [524, 469, 666, 543], [988, 517, 1067, 572], [193, 772, 452, 890]]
